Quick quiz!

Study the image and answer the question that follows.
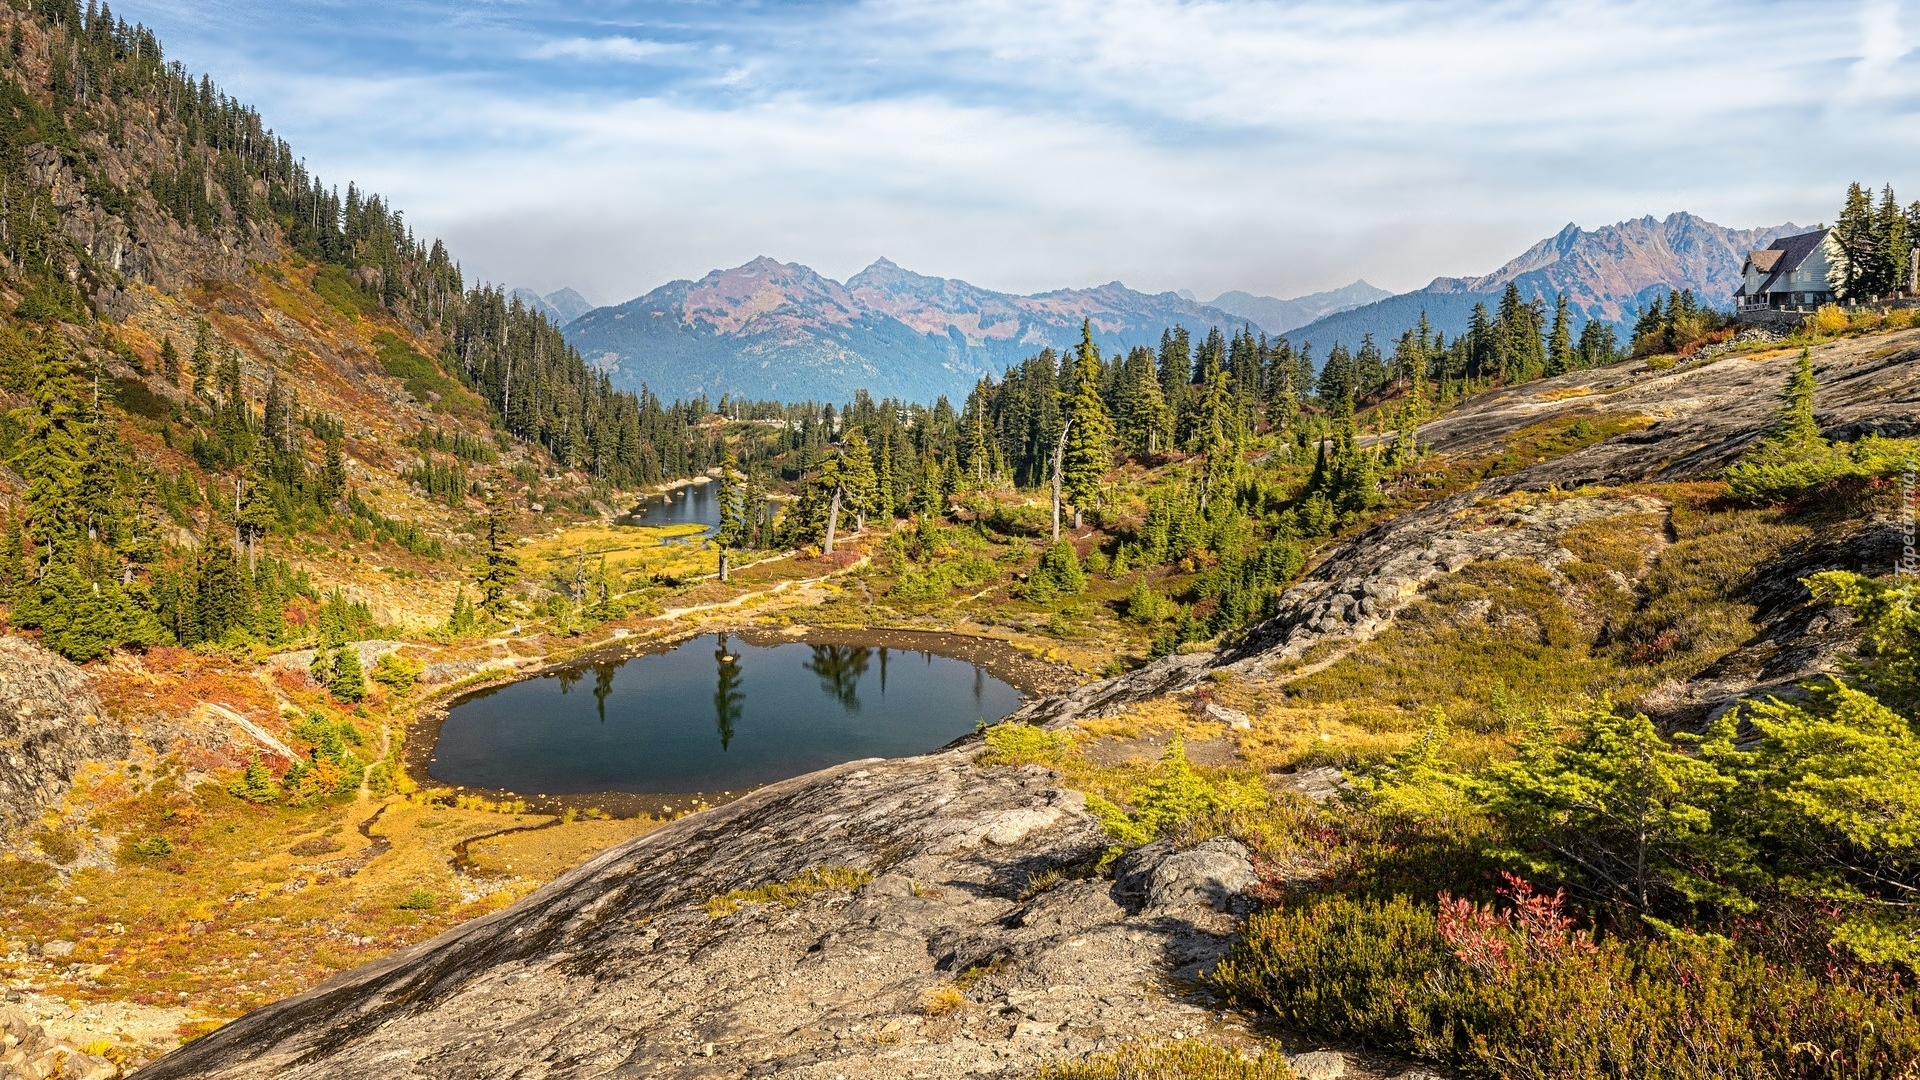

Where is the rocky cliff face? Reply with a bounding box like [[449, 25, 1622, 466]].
[[0, 636, 123, 833]]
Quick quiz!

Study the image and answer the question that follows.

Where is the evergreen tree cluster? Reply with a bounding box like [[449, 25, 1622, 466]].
[[1627, 288, 1725, 358], [1828, 181, 1920, 301]]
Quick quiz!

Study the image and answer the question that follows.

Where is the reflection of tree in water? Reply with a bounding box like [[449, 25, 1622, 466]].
[[592, 661, 617, 723], [805, 645, 871, 711], [714, 634, 744, 750], [555, 666, 583, 696]]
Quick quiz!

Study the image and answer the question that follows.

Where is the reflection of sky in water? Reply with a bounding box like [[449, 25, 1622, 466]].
[[431, 634, 1022, 794], [626, 480, 718, 540]]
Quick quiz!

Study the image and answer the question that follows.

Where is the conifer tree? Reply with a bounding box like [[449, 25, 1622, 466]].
[[839, 430, 879, 531], [10, 339, 88, 554], [1061, 321, 1112, 528], [477, 502, 519, 622], [1830, 181, 1876, 300], [1546, 293, 1573, 376], [712, 448, 746, 583], [188, 318, 214, 396], [329, 643, 366, 702], [1315, 344, 1354, 406], [158, 335, 181, 384], [445, 587, 478, 637], [1870, 184, 1910, 299]]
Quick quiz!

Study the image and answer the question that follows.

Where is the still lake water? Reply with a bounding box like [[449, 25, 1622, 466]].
[[626, 479, 719, 537], [430, 634, 1024, 794]]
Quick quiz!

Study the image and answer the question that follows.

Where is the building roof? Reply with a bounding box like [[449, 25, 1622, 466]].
[[1743, 228, 1829, 297]]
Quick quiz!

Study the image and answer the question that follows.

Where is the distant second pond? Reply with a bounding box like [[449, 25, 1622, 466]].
[[428, 634, 1023, 795], [624, 480, 719, 537]]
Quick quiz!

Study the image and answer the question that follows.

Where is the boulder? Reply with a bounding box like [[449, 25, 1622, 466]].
[[1112, 837, 1258, 914], [1288, 1050, 1346, 1079]]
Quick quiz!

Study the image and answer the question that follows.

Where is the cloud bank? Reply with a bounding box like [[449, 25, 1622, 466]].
[[129, 0, 1920, 304]]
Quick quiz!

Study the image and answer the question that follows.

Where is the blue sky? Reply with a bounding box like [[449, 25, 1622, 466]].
[[127, 0, 1920, 305]]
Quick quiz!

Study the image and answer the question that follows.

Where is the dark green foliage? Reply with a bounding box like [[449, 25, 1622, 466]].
[[477, 507, 519, 620], [11, 558, 161, 660], [1215, 891, 1920, 1079], [1628, 288, 1727, 357], [405, 456, 468, 507], [404, 425, 496, 463], [1022, 540, 1085, 601], [226, 757, 279, 804], [327, 644, 365, 702]]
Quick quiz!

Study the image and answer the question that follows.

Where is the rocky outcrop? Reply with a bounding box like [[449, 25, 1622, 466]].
[[142, 753, 1266, 1079], [0, 637, 122, 833], [1221, 494, 1664, 674], [0, 1006, 118, 1080]]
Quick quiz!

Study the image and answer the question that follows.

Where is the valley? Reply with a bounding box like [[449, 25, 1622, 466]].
[[0, 4, 1914, 1080]]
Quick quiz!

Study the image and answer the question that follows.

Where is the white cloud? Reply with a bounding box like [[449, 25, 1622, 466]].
[[530, 36, 687, 63], [131, 0, 1920, 302]]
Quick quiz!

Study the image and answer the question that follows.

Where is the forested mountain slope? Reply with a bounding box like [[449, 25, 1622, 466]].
[[0, 0, 730, 642]]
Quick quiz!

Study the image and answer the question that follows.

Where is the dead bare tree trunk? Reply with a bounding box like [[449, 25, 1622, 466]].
[[824, 485, 844, 555], [1050, 419, 1072, 544]]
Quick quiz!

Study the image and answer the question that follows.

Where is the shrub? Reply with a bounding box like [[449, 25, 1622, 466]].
[[1088, 735, 1266, 846], [887, 566, 951, 603], [1808, 303, 1851, 336], [398, 888, 436, 911], [704, 865, 873, 918], [1038, 1039, 1298, 1079], [125, 835, 174, 860], [1214, 890, 1920, 1079], [226, 757, 280, 804], [1122, 575, 1178, 624], [370, 651, 422, 695], [922, 985, 967, 1017], [977, 721, 1075, 766]]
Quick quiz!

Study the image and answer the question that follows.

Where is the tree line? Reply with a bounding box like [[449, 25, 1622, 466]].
[[1829, 181, 1920, 301]]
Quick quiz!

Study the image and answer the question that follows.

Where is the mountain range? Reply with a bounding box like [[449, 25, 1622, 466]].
[[562, 258, 1268, 404], [1283, 212, 1804, 351], [509, 286, 595, 327], [1204, 280, 1394, 334], [558, 212, 1803, 405]]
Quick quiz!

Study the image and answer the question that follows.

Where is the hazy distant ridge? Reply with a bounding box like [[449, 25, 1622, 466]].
[[563, 257, 1256, 403]]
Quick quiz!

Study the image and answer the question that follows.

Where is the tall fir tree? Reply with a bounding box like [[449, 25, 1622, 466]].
[[477, 502, 519, 621], [1061, 321, 1112, 527], [1830, 181, 1876, 300], [1546, 293, 1573, 376], [712, 449, 746, 583]]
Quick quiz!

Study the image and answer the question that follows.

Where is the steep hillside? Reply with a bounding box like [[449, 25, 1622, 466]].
[[1206, 280, 1393, 334], [564, 256, 1250, 404], [1288, 212, 1801, 353]]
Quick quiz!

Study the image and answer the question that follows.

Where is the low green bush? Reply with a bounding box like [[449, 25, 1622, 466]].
[[1086, 736, 1266, 846]]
